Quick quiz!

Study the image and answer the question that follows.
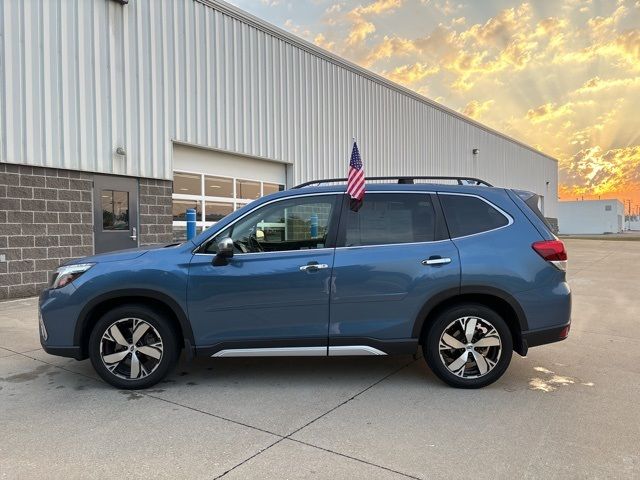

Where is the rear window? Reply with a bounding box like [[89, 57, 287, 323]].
[[344, 193, 436, 246], [440, 194, 509, 238]]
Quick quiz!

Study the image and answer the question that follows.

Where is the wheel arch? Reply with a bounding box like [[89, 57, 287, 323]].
[[412, 286, 528, 355], [74, 289, 195, 358]]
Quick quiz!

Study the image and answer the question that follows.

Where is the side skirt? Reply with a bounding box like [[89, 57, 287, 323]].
[[210, 346, 388, 357]]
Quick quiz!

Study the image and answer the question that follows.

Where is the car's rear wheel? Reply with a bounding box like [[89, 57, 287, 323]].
[[424, 304, 513, 388], [88, 304, 179, 389]]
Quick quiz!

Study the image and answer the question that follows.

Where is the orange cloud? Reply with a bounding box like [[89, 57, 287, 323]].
[[362, 35, 418, 66], [560, 146, 640, 205], [382, 62, 439, 85], [344, 0, 404, 47], [526, 102, 576, 124], [460, 99, 495, 119]]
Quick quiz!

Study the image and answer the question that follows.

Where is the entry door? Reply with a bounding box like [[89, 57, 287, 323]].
[[93, 175, 139, 253], [329, 193, 460, 346]]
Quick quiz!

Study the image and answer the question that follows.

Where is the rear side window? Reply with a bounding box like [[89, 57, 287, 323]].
[[440, 194, 509, 238], [343, 193, 435, 246]]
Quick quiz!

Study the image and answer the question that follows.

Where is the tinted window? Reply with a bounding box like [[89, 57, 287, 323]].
[[440, 194, 509, 237], [207, 195, 338, 254], [344, 193, 435, 246]]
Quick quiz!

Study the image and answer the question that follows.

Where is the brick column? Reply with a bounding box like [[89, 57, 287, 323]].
[[139, 178, 173, 246]]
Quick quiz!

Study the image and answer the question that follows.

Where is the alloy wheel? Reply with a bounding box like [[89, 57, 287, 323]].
[[99, 318, 164, 380], [438, 316, 502, 379]]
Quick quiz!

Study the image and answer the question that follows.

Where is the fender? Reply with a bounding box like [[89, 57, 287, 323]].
[[411, 285, 529, 338], [73, 288, 195, 348]]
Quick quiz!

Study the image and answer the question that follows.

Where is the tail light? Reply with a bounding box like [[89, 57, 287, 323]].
[[532, 240, 567, 271]]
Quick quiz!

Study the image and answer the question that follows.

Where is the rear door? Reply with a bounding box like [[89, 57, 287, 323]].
[[328, 192, 460, 354]]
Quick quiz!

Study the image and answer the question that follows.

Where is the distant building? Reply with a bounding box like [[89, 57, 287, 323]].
[[558, 200, 624, 234]]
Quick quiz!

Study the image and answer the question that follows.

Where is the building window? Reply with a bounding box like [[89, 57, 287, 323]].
[[172, 199, 202, 222], [605, 205, 612, 211], [236, 179, 261, 200], [171, 170, 285, 236], [205, 202, 234, 222], [173, 172, 202, 196], [205, 176, 233, 198]]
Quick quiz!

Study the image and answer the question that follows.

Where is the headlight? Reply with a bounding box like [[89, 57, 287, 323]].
[[50, 263, 95, 289]]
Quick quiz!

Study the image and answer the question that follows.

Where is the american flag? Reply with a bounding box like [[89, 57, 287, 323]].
[[346, 141, 365, 201]]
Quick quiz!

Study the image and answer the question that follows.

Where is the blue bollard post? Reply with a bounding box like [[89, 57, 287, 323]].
[[310, 213, 318, 238], [186, 208, 196, 240]]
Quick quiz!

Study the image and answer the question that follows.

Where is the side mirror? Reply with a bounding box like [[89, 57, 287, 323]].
[[216, 237, 234, 258]]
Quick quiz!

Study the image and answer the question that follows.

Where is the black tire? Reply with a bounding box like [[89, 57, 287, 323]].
[[88, 304, 180, 389], [423, 303, 513, 389]]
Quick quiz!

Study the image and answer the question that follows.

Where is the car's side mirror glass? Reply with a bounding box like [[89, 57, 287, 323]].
[[216, 237, 234, 258]]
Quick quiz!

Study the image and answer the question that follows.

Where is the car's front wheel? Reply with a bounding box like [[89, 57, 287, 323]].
[[88, 304, 179, 389], [424, 304, 513, 388]]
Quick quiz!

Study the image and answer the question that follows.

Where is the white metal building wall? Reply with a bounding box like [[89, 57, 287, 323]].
[[558, 200, 625, 234], [0, 0, 559, 216]]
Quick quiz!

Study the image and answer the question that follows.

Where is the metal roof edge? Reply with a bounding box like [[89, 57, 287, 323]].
[[196, 0, 558, 164]]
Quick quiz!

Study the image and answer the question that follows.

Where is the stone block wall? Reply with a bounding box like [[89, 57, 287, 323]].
[[0, 164, 174, 300], [0, 163, 94, 299], [139, 178, 173, 246]]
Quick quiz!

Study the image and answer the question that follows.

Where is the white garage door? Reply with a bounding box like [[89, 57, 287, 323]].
[[172, 143, 287, 231]]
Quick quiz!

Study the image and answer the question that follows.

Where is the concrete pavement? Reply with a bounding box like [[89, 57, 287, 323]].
[[1, 239, 639, 479]]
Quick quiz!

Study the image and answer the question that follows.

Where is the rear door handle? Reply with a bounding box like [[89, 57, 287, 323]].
[[300, 263, 329, 272], [422, 256, 451, 266]]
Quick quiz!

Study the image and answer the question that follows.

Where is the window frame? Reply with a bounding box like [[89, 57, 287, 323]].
[[438, 192, 513, 240], [333, 191, 447, 249], [172, 169, 285, 230], [195, 192, 344, 256]]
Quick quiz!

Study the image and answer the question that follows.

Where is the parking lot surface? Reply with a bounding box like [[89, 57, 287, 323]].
[[1, 239, 639, 479]]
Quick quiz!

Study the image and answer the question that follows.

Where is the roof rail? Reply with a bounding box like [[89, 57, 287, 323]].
[[292, 176, 493, 189]]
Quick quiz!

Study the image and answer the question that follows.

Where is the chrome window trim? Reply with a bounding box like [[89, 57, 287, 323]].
[[192, 189, 513, 255], [194, 247, 337, 257], [335, 239, 451, 251], [438, 192, 514, 240], [194, 190, 449, 255], [193, 190, 439, 255]]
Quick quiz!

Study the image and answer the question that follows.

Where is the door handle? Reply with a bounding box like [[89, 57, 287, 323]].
[[130, 226, 137, 241], [422, 256, 451, 266], [299, 263, 329, 272]]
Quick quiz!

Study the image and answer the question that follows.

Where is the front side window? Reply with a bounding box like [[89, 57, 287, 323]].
[[343, 193, 436, 247], [206, 195, 338, 254], [440, 194, 509, 238]]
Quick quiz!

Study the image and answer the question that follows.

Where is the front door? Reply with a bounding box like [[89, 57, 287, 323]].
[[187, 194, 341, 353], [93, 175, 139, 253], [329, 192, 460, 352]]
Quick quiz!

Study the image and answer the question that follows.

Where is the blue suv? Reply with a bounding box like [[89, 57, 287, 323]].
[[39, 176, 571, 389]]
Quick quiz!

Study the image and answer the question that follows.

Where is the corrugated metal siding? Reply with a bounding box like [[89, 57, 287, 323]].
[[0, 0, 558, 216]]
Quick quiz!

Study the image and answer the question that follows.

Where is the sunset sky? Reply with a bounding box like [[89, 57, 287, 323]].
[[229, 0, 640, 213]]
